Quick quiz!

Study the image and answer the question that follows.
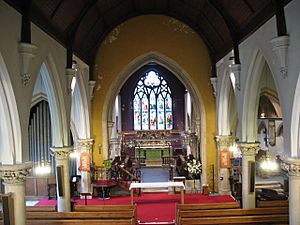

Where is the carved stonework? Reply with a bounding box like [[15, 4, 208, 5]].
[[0, 162, 32, 185], [210, 77, 217, 97], [88, 80, 96, 99], [50, 146, 73, 160], [18, 42, 38, 86], [280, 158, 300, 177], [270, 35, 289, 79], [215, 135, 235, 148], [77, 139, 94, 152], [238, 142, 260, 156]]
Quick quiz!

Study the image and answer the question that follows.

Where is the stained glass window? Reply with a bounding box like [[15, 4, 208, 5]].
[[133, 70, 173, 130]]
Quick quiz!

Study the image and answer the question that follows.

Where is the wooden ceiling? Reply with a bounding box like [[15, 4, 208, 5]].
[[4, 0, 292, 66]]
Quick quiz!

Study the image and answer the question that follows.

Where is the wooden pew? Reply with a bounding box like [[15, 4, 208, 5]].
[[177, 207, 289, 225], [26, 211, 135, 220], [26, 219, 134, 225], [26, 205, 56, 212], [176, 201, 240, 225], [257, 200, 289, 208], [1, 205, 137, 225], [25, 211, 136, 225], [73, 204, 135, 212], [176, 201, 240, 211]]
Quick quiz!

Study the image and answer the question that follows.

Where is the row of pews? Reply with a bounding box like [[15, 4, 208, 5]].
[[0, 199, 288, 225], [176, 200, 289, 225], [0, 205, 137, 225]]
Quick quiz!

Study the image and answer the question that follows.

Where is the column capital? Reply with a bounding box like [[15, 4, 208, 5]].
[[238, 142, 260, 156], [281, 157, 300, 177], [107, 121, 114, 128], [0, 162, 32, 185], [215, 135, 236, 147], [77, 139, 94, 148], [50, 146, 73, 160]]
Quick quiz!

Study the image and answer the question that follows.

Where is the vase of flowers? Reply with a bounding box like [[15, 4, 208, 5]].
[[186, 156, 202, 192]]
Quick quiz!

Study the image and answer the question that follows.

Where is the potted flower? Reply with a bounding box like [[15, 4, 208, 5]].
[[186, 155, 202, 192]]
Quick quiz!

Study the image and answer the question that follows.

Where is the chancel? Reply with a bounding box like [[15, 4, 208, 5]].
[[0, 0, 298, 224]]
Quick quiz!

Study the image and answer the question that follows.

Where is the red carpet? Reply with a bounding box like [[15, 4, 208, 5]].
[[36, 193, 236, 222]]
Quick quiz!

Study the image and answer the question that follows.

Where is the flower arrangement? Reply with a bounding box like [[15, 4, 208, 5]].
[[187, 158, 202, 179]]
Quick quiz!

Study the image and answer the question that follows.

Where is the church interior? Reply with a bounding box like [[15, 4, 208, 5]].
[[0, 0, 299, 224]]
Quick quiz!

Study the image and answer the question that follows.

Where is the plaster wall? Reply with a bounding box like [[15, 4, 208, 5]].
[[92, 15, 216, 187]]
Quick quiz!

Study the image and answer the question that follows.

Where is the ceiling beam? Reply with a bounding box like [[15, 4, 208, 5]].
[[243, 0, 255, 13], [21, 0, 32, 43], [65, 0, 98, 68], [209, 0, 240, 64], [66, 0, 98, 37], [274, 0, 287, 36], [50, 0, 64, 19]]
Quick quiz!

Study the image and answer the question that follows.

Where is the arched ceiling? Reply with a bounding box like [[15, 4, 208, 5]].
[[5, 0, 291, 66]]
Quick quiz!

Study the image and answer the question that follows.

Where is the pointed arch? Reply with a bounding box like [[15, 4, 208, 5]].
[[0, 53, 22, 163], [257, 121, 267, 133], [291, 69, 300, 156], [102, 51, 207, 183], [218, 66, 237, 135], [31, 93, 48, 107], [241, 49, 267, 142], [39, 54, 68, 147], [71, 68, 91, 139]]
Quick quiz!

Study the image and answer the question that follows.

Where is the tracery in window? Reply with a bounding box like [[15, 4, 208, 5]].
[[133, 70, 173, 130]]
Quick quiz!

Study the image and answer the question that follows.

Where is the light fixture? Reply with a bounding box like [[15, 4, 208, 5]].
[[260, 151, 279, 171], [35, 160, 51, 175], [260, 112, 266, 118], [229, 145, 238, 153]]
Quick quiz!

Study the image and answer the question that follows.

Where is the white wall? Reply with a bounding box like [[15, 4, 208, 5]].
[[216, 0, 300, 158], [0, 1, 83, 163]]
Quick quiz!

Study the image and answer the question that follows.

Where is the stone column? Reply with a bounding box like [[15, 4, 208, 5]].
[[281, 158, 300, 225], [238, 142, 260, 208], [215, 135, 235, 195], [50, 146, 72, 212], [77, 139, 94, 194], [107, 121, 114, 159], [0, 162, 32, 225]]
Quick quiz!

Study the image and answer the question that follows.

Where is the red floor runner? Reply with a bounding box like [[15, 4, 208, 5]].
[[36, 193, 236, 222]]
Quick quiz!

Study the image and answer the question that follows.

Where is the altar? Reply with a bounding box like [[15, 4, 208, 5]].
[[129, 182, 185, 204], [121, 130, 185, 165]]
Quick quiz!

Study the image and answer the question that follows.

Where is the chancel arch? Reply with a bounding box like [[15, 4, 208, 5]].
[[101, 51, 208, 184]]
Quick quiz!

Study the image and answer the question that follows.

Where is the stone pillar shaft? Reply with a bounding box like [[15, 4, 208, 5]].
[[239, 142, 260, 208], [0, 162, 32, 225], [281, 158, 300, 225], [216, 135, 235, 195], [77, 139, 94, 194], [50, 146, 72, 212]]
